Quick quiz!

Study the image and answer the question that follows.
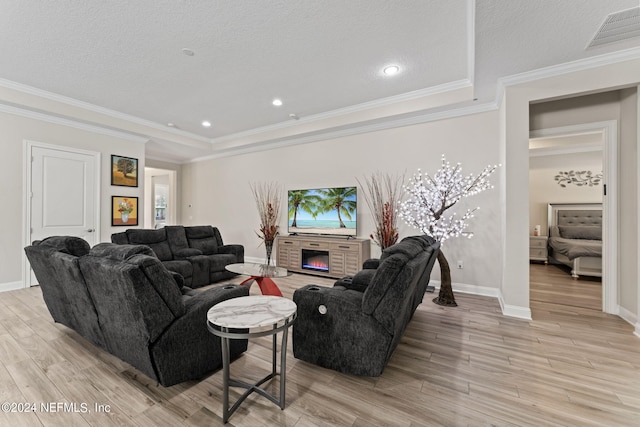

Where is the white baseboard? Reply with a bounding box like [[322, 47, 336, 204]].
[[618, 305, 638, 329], [0, 281, 26, 293], [429, 279, 532, 320], [500, 302, 533, 320], [429, 279, 501, 298]]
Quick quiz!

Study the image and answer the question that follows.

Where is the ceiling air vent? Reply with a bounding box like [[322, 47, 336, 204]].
[[587, 6, 640, 48]]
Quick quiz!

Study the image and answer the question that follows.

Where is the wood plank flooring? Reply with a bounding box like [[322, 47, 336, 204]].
[[530, 263, 602, 310], [1, 272, 639, 426]]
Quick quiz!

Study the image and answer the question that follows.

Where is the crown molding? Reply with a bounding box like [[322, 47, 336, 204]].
[[0, 102, 149, 143], [209, 79, 473, 146], [495, 46, 640, 104], [0, 77, 210, 144], [192, 100, 497, 162], [529, 145, 603, 157]]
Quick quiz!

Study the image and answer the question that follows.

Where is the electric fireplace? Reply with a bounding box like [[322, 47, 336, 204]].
[[301, 249, 329, 272]]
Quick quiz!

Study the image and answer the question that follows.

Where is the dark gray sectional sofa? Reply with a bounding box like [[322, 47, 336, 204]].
[[292, 235, 440, 376], [25, 236, 249, 387], [111, 225, 243, 288]]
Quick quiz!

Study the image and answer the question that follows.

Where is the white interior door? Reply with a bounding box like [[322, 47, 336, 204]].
[[26, 143, 100, 285]]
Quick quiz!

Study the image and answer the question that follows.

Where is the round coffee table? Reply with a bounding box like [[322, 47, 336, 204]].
[[225, 263, 288, 296], [207, 295, 297, 423]]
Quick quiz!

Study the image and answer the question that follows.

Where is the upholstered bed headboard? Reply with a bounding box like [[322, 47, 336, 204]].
[[556, 210, 602, 227], [547, 203, 602, 239]]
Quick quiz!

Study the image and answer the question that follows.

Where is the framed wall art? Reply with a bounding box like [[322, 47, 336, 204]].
[[111, 155, 138, 187], [112, 196, 138, 226]]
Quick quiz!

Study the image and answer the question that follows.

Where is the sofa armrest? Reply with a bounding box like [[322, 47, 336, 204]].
[[362, 258, 380, 269], [174, 248, 203, 259], [170, 271, 185, 289], [217, 244, 244, 262], [350, 269, 376, 292], [292, 284, 392, 376], [150, 284, 250, 386]]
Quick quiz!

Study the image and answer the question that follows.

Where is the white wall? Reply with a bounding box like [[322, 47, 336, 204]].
[[182, 110, 503, 291], [529, 151, 603, 234], [0, 111, 145, 287]]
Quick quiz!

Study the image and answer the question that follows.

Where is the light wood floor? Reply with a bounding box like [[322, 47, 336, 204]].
[[1, 272, 639, 426], [530, 263, 602, 311]]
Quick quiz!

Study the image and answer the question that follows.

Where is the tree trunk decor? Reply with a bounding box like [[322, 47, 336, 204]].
[[399, 155, 498, 307], [433, 250, 456, 306]]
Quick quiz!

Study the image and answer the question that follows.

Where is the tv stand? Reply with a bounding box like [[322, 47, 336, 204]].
[[275, 235, 371, 279]]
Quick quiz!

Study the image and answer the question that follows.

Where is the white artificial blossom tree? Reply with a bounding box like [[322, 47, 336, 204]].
[[399, 155, 498, 306]]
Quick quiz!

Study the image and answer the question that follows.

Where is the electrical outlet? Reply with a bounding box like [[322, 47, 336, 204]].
[[457, 260, 463, 269]]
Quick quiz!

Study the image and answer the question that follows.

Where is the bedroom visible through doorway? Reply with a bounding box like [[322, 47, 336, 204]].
[[528, 124, 611, 312]]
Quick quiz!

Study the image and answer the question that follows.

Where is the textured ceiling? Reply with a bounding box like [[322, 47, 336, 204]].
[[0, 0, 638, 162]]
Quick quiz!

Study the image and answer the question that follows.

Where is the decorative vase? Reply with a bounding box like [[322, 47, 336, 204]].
[[265, 239, 274, 266], [121, 212, 129, 223]]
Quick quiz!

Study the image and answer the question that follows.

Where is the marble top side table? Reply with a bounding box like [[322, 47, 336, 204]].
[[207, 295, 297, 423]]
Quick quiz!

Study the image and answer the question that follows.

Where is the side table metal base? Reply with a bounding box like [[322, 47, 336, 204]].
[[210, 315, 294, 423]]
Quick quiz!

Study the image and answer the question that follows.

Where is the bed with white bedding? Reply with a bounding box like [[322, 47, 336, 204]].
[[547, 203, 602, 279]]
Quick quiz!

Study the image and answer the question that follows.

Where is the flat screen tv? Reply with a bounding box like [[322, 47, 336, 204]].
[[288, 187, 357, 236]]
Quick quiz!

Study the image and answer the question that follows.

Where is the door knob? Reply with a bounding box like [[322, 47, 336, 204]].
[[87, 229, 95, 232]]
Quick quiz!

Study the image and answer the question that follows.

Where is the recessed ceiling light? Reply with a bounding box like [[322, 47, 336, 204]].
[[272, 99, 283, 106], [383, 65, 400, 76], [167, 122, 176, 127], [201, 120, 211, 128], [182, 48, 195, 56]]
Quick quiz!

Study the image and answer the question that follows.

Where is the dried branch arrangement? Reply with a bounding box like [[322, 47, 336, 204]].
[[357, 172, 404, 249], [249, 181, 282, 244]]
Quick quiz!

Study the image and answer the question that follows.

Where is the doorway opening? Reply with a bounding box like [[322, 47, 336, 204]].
[[528, 120, 618, 314], [144, 168, 177, 228]]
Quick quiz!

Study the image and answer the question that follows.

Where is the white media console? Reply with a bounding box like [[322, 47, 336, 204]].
[[275, 235, 371, 279]]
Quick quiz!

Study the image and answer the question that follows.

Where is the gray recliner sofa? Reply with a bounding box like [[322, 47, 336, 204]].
[[25, 236, 249, 387], [292, 235, 440, 376], [111, 225, 243, 288]]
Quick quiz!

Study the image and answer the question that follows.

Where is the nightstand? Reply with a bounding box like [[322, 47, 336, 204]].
[[529, 235, 548, 263]]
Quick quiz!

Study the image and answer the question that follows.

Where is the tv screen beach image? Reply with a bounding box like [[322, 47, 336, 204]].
[[288, 187, 357, 236]]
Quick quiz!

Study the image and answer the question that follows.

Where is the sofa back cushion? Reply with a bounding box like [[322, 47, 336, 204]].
[[111, 232, 129, 245], [362, 237, 435, 335], [24, 237, 105, 348], [185, 226, 223, 255], [126, 228, 173, 261], [90, 242, 155, 259], [165, 226, 190, 254], [363, 236, 429, 312], [33, 235, 91, 256], [79, 245, 186, 380]]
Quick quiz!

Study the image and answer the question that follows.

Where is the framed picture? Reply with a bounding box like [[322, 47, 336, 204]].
[[111, 155, 138, 187], [112, 196, 138, 226]]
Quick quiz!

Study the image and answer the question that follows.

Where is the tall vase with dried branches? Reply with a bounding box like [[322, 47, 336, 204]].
[[250, 182, 282, 266], [357, 172, 404, 250]]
